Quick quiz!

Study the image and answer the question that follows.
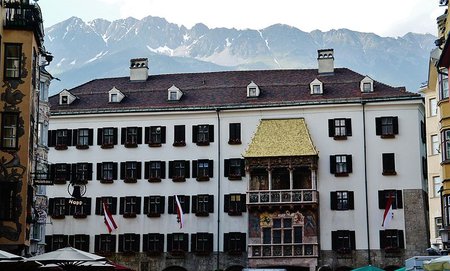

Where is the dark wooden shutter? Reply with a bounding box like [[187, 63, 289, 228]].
[[192, 196, 198, 214], [167, 234, 173, 252], [192, 125, 198, 143], [118, 235, 124, 252], [378, 191, 385, 209], [160, 196, 165, 214], [137, 162, 142, 179], [97, 163, 102, 180], [224, 195, 230, 212], [346, 119, 352, 136], [87, 163, 93, 180], [161, 161, 166, 179], [168, 196, 174, 214], [330, 192, 337, 210], [182, 233, 189, 252], [48, 198, 54, 215], [143, 234, 149, 252], [223, 233, 229, 252], [331, 231, 338, 250], [421, 121, 426, 143], [375, 117, 382, 135], [71, 164, 77, 182], [137, 127, 143, 144], [191, 233, 197, 252], [133, 234, 140, 252], [120, 162, 125, 180], [45, 236, 52, 252], [136, 197, 141, 214], [88, 129, 94, 145], [121, 128, 126, 144], [161, 127, 166, 143], [192, 160, 198, 178], [48, 130, 55, 147], [112, 163, 118, 180], [328, 119, 335, 137], [144, 127, 150, 143], [239, 233, 246, 251], [111, 197, 118, 214], [396, 190, 403, 209], [207, 233, 214, 252], [379, 230, 386, 249], [398, 230, 405, 248], [119, 197, 124, 215], [65, 163, 71, 181], [64, 198, 70, 215], [168, 161, 173, 178], [143, 197, 149, 215], [158, 234, 164, 252], [208, 160, 214, 177], [94, 235, 100, 252], [208, 195, 214, 213], [348, 191, 354, 210], [383, 153, 395, 173], [347, 155, 352, 173], [241, 194, 247, 212], [224, 159, 229, 177], [393, 117, 399, 134], [72, 129, 78, 146], [144, 162, 150, 179], [95, 198, 101, 215], [229, 124, 235, 141], [330, 156, 336, 174], [85, 198, 92, 215], [209, 125, 214, 142], [113, 128, 118, 145], [350, 231, 356, 250], [97, 128, 103, 145], [184, 195, 190, 213], [240, 159, 245, 177], [185, 161, 190, 178]]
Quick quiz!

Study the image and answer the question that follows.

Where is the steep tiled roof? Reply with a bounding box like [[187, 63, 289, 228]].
[[243, 119, 317, 158], [49, 68, 421, 114]]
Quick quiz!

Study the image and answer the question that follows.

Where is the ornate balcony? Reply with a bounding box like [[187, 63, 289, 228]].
[[247, 189, 319, 206], [249, 243, 319, 258], [4, 1, 44, 44]]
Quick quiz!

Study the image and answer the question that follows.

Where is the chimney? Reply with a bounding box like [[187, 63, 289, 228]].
[[317, 49, 334, 74], [130, 58, 149, 81]]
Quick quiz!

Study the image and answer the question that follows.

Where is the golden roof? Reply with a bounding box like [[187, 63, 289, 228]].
[[243, 118, 317, 158]]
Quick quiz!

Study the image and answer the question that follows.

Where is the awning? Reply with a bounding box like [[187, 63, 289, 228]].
[[243, 118, 317, 158]]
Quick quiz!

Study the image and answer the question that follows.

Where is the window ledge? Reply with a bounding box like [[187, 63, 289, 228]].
[[123, 213, 137, 218], [380, 134, 395, 139], [54, 179, 67, 184], [124, 142, 138, 148], [382, 171, 397, 176], [124, 178, 137, 183], [333, 136, 348, 140], [227, 211, 242, 216], [334, 172, 349, 177], [101, 144, 114, 149], [228, 175, 242, 181], [55, 144, 68, 150], [196, 141, 210, 146], [196, 176, 210, 182], [100, 179, 114, 184], [148, 177, 162, 183], [73, 214, 87, 219], [146, 213, 161, 218], [228, 139, 242, 145], [76, 145, 89, 150], [195, 212, 209, 217], [172, 141, 186, 147], [148, 143, 162, 147], [172, 177, 186, 182]]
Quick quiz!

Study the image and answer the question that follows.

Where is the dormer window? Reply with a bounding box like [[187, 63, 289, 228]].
[[168, 85, 183, 101], [310, 78, 323, 94], [360, 76, 374, 93], [247, 81, 260, 98], [108, 87, 125, 103], [58, 89, 76, 105]]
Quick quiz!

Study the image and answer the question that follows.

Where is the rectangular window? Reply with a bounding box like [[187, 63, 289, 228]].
[[330, 191, 354, 210], [49, 197, 67, 218], [376, 116, 399, 138], [120, 196, 141, 217], [191, 232, 213, 254], [95, 197, 117, 215], [144, 161, 165, 182], [193, 124, 214, 145], [430, 98, 438, 117], [1, 112, 19, 149], [169, 160, 190, 181], [76, 128, 91, 147], [442, 129, 450, 162], [69, 234, 90, 252], [312, 85, 321, 94], [120, 161, 141, 182], [143, 233, 164, 254], [119, 233, 139, 253], [168, 195, 190, 214], [168, 233, 188, 253], [224, 193, 246, 215], [55, 129, 70, 148], [73, 163, 92, 182], [380, 229, 404, 250], [432, 134, 440, 155], [5, 43, 21, 79], [435, 217, 443, 238], [261, 218, 301, 245], [378, 190, 403, 210], [97, 162, 117, 182], [328, 118, 352, 138], [145, 126, 165, 145], [330, 155, 352, 176], [382, 153, 396, 175], [331, 230, 355, 252], [439, 70, 449, 101], [193, 159, 213, 181], [51, 163, 71, 184], [95, 234, 116, 253], [0, 182, 16, 221], [229, 123, 241, 144], [363, 82, 372, 92], [192, 194, 213, 216], [224, 158, 245, 180], [444, 195, 450, 228], [173, 125, 186, 146], [144, 196, 165, 217], [434, 176, 442, 198], [98, 127, 117, 148], [224, 232, 246, 254], [121, 127, 142, 147], [69, 198, 91, 218], [46, 235, 68, 252]]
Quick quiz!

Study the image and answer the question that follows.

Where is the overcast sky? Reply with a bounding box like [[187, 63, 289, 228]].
[[39, 0, 443, 37]]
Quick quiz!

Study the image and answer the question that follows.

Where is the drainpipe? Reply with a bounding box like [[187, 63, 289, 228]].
[[216, 109, 221, 271], [362, 101, 372, 264]]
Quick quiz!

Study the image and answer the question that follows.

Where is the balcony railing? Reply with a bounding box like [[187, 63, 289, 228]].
[[249, 243, 319, 258], [4, 2, 44, 42], [247, 189, 318, 205]]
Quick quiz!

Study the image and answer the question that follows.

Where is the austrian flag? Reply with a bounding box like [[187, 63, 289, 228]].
[[103, 201, 118, 233], [381, 194, 394, 229], [175, 195, 184, 229]]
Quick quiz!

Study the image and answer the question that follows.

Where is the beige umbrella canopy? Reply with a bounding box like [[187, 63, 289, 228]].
[[424, 256, 450, 271], [0, 249, 42, 271], [0, 249, 24, 261]]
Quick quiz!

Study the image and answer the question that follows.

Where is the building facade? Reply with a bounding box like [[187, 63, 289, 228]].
[[46, 50, 428, 271], [0, 0, 52, 255]]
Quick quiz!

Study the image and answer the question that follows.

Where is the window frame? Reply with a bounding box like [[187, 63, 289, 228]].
[[439, 69, 449, 101], [119, 196, 141, 218], [441, 129, 450, 163], [119, 233, 140, 253], [191, 232, 213, 255], [378, 190, 403, 210], [433, 176, 442, 198], [193, 124, 214, 146], [4, 43, 22, 79], [330, 191, 354, 210], [331, 230, 355, 253], [375, 116, 399, 138], [143, 233, 164, 254], [168, 233, 189, 254], [169, 160, 190, 182], [96, 234, 116, 254], [173, 125, 186, 146], [1, 112, 19, 150], [224, 193, 246, 215], [120, 161, 141, 182], [379, 229, 404, 251], [229, 123, 242, 144], [430, 98, 438, 117], [144, 195, 165, 217], [192, 194, 213, 216], [382, 153, 396, 175], [328, 118, 352, 139], [431, 134, 440, 155], [0, 182, 16, 221], [330, 155, 352, 176], [224, 232, 246, 255]]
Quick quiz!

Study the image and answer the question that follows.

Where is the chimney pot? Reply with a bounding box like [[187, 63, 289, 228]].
[[317, 49, 334, 75], [130, 58, 149, 81]]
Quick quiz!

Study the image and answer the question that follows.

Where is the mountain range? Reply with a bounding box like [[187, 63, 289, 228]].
[[44, 16, 437, 95]]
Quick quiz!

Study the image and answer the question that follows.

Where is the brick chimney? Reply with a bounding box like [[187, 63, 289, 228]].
[[317, 49, 334, 75], [130, 58, 149, 81]]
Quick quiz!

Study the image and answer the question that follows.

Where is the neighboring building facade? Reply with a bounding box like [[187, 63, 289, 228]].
[[46, 50, 428, 271], [0, 0, 52, 255]]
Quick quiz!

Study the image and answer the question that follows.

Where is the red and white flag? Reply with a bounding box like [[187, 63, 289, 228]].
[[175, 195, 184, 229], [103, 201, 118, 233], [382, 194, 394, 229]]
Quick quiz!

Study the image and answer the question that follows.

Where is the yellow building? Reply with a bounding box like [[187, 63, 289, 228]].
[[0, 0, 50, 255]]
